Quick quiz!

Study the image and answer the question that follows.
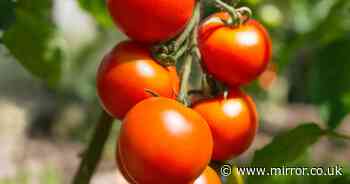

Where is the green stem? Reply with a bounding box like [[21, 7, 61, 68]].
[[72, 110, 114, 184], [177, 53, 193, 106], [176, 2, 201, 106], [213, 0, 239, 25], [173, 39, 190, 60], [173, 2, 201, 52], [327, 131, 350, 141]]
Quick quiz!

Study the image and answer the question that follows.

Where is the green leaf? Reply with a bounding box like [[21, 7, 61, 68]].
[[3, 0, 66, 87], [78, 0, 113, 27], [0, 0, 16, 31], [248, 123, 325, 184], [308, 37, 350, 129]]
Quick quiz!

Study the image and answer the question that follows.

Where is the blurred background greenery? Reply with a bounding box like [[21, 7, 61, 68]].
[[0, 0, 349, 183]]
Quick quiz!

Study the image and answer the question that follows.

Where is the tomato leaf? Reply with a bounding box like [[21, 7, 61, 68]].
[[247, 123, 325, 184], [78, 0, 113, 27], [0, 0, 16, 32], [3, 0, 66, 87], [307, 37, 350, 129]]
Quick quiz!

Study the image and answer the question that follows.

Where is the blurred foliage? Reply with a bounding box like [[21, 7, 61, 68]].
[[78, 0, 114, 27], [248, 123, 325, 183], [308, 38, 350, 129], [0, 0, 16, 34], [2, 0, 65, 87]]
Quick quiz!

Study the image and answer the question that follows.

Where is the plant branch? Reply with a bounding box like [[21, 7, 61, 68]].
[[173, 2, 201, 52], [176, 2, 201, 106], [213, 0, 239, 25], [72, 110, 114, 184], [326, 130, 350, 141], [177, 53, 193, 105]]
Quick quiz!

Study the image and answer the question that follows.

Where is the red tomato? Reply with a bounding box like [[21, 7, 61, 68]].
[[193, 89, 258, 161], [107, 0, 195, 43], [119, 97, 213, 184], [198, 12, 272, 86], [97, 41, 179, 119], [193, 166, 222, 184], [116, 141, 137, 184]]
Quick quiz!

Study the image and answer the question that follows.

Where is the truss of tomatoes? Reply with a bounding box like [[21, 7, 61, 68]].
[[97, 0, 272, 183]]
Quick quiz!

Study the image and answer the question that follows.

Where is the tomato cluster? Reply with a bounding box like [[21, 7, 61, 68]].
[[97, 1, 271, 183]]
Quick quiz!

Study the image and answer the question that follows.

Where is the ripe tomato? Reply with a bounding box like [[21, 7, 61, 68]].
[[193, 89, 258, 161], [198, 12, 272, 86], [97, 41, 179, 119], [107, 0, 195, 43], [193, 166, 222, 184], [116, 141, 137, 184], [119, 97, 213, 184]]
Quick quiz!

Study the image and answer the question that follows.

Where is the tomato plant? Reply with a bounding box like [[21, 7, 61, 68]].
[[193, 166, 222, 184], [198, 12, 272, 86], [118, 97, 213, 184], [107, 0, 195, 43], [97, 41, 179, 119], [193, 89, 258, 161]]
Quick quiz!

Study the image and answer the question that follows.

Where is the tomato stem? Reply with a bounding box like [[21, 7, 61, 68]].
[[213, 0, 239, 25], [177, 54, 193, 105], [72, 110, 114, 184], [177, 2, 201, 105], [152, 2, 201, 66], [173, 2, 201, 52]]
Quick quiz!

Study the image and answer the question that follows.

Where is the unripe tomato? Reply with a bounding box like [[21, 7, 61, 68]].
[[193, 166, 222, 184], [193, 89, 258, 161], [107, 0, 195, 43], [119, 97, 213, 184], [198, 12, 272, 86], [97, 41, 179, 119]]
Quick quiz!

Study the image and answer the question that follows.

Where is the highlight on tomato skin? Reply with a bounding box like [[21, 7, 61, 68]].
[[198, 12, 272, 87], [107, 0, 195, 43], [193, 166, 222, 184], [96, 41, 179, 119], [193, 88, 258, 161], [118, 97, 213, 184]]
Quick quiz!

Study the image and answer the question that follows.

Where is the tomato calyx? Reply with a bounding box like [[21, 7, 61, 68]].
[[213, 0, 252, 27], [152, 2, 201, 67]]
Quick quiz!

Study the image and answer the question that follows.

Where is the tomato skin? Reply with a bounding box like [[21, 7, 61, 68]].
[[116, 141, 137, 184], [198, 12, 272, 86], [97, 41, 179, 119], [193, 166, 222, 184], [119, 97, 213, 184], [193, 89, 258, 161], [107, 0, 195, 43]]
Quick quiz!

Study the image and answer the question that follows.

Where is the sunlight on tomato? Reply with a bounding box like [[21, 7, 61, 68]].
[[193, 89, 258, 161], [97, 41, 179, 119], [118, 97, 213, 184], [107, 0, 195, 43], [198, 12, 272, 86]]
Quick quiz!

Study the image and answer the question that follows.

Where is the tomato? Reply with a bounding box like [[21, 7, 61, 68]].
[[107, 0, 195, 43], [97, 41, 179, 119], [193, 89, 258, 161], [193, 166, 222, 184], [119, 97, 213, 184], [198, 12, 272, 86], [116, 141, 137, 184]]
